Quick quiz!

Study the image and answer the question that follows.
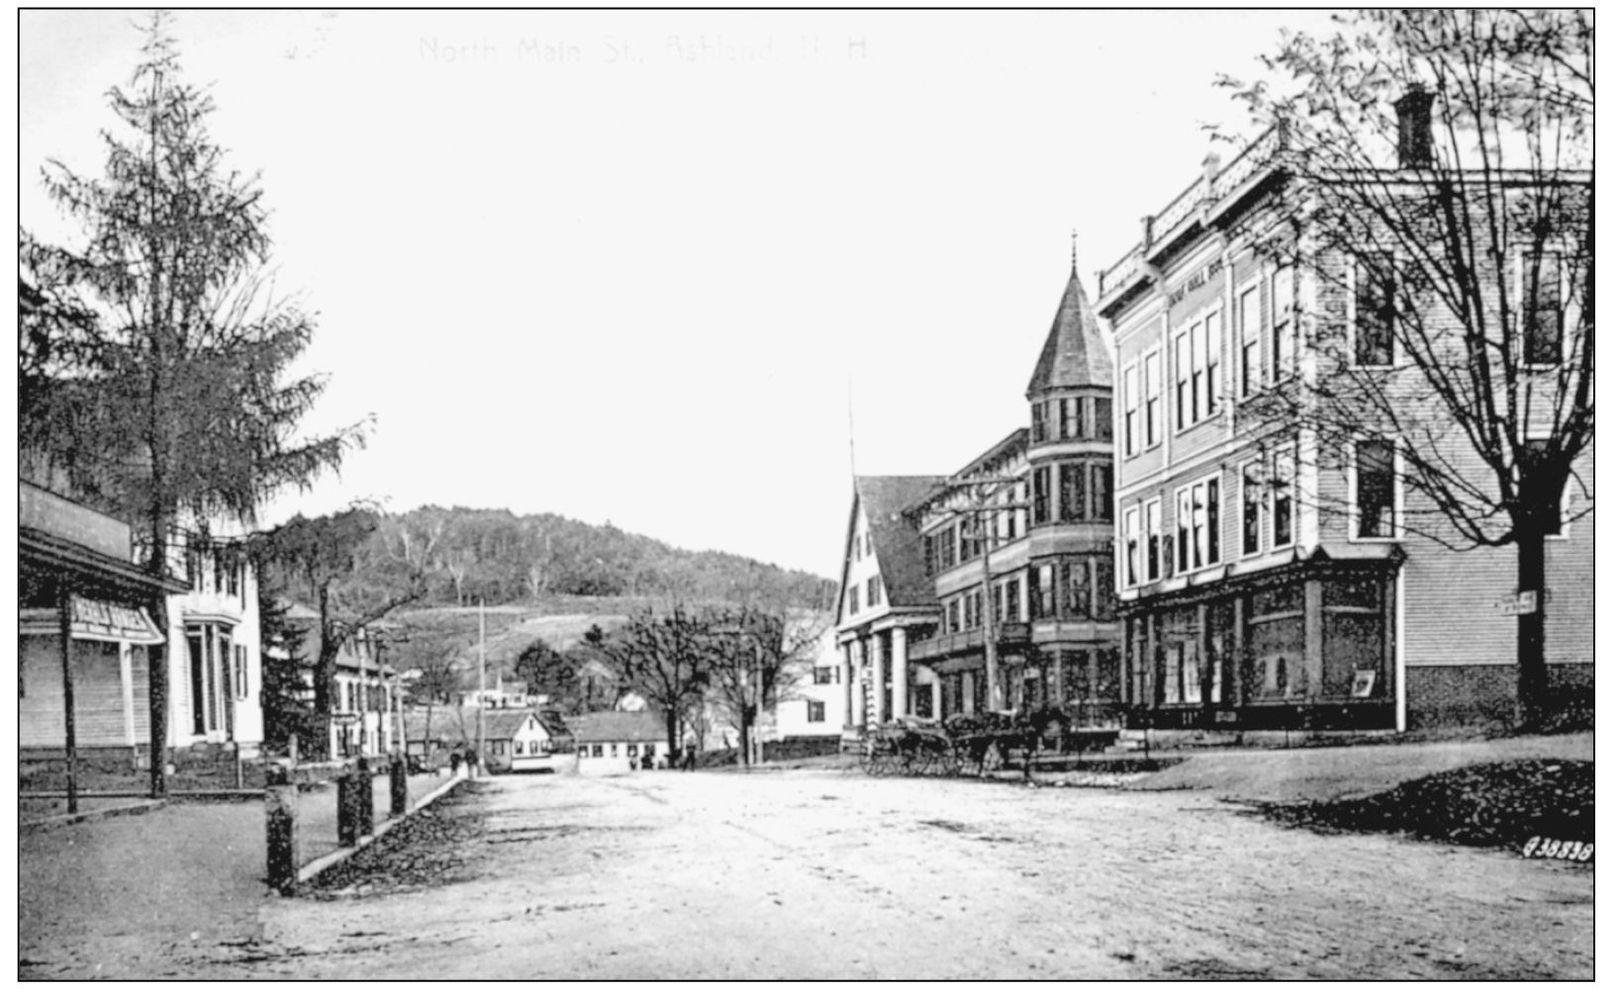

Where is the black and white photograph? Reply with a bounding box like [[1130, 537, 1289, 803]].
[[17, 7, 1594, 980]]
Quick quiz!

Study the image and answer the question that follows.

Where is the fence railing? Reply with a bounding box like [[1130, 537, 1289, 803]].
[[1096, 123, 1287, 302]]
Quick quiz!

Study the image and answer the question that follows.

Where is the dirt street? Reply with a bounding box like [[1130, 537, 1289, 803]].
[[186, 768, 1594, 980]]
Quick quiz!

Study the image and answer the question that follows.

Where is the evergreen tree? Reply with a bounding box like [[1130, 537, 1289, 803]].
[[22, 11, 365, 547]]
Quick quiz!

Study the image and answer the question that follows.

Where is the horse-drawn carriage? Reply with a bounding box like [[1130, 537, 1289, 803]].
[[859, 706, 1105, 778]]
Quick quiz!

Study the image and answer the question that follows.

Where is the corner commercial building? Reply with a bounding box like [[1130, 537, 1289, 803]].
[[1095, 104, 1593, 731]]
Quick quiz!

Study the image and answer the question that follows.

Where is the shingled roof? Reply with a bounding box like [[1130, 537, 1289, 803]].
[[568, 710, 666, 743], [853, 475, 943, 607], [403, 708, 571, 744], [1026, 266, 1113, 397]]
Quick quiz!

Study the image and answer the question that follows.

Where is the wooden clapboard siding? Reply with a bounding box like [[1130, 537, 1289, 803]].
[[19, 635, 132, 748]]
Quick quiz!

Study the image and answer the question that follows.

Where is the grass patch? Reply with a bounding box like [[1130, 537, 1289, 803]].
[[1260, 759, 1593, 851]]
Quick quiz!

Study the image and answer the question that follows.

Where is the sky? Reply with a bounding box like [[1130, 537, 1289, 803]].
[[18, 9, 1339, 580]]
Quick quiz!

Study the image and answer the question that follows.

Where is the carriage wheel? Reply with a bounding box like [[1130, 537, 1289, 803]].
[[859, 736, 883, 776]]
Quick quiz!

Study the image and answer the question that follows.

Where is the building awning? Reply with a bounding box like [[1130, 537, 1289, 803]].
[[18, 595, 167, 645]]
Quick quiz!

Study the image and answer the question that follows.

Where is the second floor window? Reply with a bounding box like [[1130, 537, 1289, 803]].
[[1175, 331, 1192, 432], [1242, 462, 1265, 556], [1033, 466, 1051, 524], [1354, 259, 1397, 367], [1031, 402, 1049, 442], [1091, 464, 1113, 522], [1124, 506, 1141, 585], [1523, 249, 1564, 366], [847, 585, 860, 615], [1094, 396, 1113, 441], [1123, 366, 1140, 455], [1175, 478, 1221, 572], [1240, 284, 1261, 397], [1273, 449, 1295, 547], [1144, 352, 1162, 447], [867, 575, 882, 608], [1202, 311, 1221, 418], [1059, 463, 1087, 522], [812, 667, 835, 685], [1033, 564, 1056, 619], [1272, 266, 1295, 380], [1145, 499, 1163, 582], [1354, 439, 1397, 538]]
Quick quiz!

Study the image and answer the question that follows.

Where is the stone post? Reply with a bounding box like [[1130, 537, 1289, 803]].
[[337, 765, 361, 848], [265, 765, 298, 896], [355, 755, 374, 839], [390, 754, 409, 817]]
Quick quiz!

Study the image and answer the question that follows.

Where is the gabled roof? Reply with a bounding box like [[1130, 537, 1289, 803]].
[[852, 475, 943, 607], [404, 708, 571, 744], [1026, 267, 1113, 397], [568, 709, 666, 743]]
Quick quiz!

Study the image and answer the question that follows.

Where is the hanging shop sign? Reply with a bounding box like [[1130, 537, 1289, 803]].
[[18, 596, 165, 644]]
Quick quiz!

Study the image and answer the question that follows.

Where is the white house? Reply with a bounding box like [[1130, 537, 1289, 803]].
[[569, 711, 670, 774], [766, 616, 848, 744], [159, 530, 265, 757]]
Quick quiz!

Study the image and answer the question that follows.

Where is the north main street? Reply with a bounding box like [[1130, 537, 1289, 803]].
[[181, 767, 1593, 980]]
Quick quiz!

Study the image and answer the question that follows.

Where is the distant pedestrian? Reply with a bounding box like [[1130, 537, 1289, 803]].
[[450, 748, 463, 775], [682, 746, 697, 771]]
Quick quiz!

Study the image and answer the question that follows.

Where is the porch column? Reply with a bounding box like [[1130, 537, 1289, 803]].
[[890, 627, 908, 720], [1303, 579, 1324, 697], [853, 639, 869, 730], [59, 589, 79, 815], [120, 643, 137, 748], [930, 677, 942, 720], [867, 634, 885, 725], [963, 667, 976, 714], [841, 642, 855, 729]]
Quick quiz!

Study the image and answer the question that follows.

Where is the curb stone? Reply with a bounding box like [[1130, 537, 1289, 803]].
[[20, 799, 168, 832], [293, 772, 470, 887]]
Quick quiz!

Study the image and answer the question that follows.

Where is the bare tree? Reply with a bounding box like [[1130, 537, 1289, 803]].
[[599, 605, 713, 759], [706, 606, 830, 766], [1221, 9, 1592, 726]]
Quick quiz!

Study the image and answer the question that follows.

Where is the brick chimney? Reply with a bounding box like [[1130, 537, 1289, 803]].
[[1395, 85, 1434, 170]]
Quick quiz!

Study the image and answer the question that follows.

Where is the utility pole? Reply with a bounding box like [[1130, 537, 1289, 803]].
[[951, 476, 1028, 713], [752, 637, 764, 767], [477, 598, 486, 775]]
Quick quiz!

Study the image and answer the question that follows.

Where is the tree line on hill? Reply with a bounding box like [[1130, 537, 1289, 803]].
[[387, 505, 833, 609]]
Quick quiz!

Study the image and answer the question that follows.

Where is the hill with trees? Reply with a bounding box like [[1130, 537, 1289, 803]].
[[388, 505, 835, 609]]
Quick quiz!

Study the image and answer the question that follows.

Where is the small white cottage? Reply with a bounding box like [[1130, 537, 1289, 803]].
[[568, 711, 669, 774]]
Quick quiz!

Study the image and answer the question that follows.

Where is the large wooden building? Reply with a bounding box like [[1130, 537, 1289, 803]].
[[1096, 101, 1592, 730], [834, 265, 1125, 731]]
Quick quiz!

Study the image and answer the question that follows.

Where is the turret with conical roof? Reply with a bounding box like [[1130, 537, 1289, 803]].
[[1025, 253, 1115, 543], [1026, 264, 1114, 399]]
